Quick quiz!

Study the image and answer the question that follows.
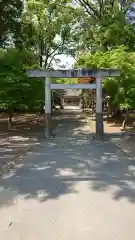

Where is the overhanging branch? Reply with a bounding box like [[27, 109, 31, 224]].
[[76, 0, 100, 19]]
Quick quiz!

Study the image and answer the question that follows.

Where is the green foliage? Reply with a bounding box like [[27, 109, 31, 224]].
[[0, 0, 23, 47], [0, 49, 27, 109], [20, 0, 79, 68], [77, 46, 135, 109], [75, 0, 135, 52], [56, 78, 78, 84], [0, 48, 44, 111]]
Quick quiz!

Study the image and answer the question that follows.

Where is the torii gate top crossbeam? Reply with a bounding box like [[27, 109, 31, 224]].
[[27, 68, 120, 78]]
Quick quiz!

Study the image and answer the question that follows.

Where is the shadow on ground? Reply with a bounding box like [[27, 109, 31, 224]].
[[0, 110, 135, 208]]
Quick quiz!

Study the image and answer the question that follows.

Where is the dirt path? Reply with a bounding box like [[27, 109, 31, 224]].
[[0, 107, 135, 239]]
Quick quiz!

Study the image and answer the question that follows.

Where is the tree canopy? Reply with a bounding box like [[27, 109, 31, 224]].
[[77, 46, 135, 110]]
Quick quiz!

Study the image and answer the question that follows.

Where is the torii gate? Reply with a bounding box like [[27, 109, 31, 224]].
[[27, 68, 120, 137]]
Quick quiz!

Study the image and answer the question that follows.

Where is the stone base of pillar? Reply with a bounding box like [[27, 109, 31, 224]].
[[45, 113, 52, 137], [96, 112, 104, 135]]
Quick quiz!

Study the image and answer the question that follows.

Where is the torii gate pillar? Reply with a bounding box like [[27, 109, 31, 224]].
[[96, 76, 103, 135], [45, 77, 52, 137]]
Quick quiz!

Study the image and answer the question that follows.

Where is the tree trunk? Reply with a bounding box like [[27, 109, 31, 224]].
[[8, 108, 13, 130], [60, 97, 64, 109], [37, 103, 44, 122], [121, 109, 129, 130], [39, 38, 44, 68], [81, 98, 85, 112], [39, 54, 43, 68]]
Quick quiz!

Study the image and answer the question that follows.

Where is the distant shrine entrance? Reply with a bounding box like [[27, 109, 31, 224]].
[[63, 77, 95, 107], [27, 68, 120, 137], [78, 77, 96, 111]]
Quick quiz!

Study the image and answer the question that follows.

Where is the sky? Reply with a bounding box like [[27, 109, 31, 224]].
[[53, 54, 76, 69]]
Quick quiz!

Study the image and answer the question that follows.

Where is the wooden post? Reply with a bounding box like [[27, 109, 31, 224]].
[[96, 76, 104, 135], [45, 77, 52, 137]]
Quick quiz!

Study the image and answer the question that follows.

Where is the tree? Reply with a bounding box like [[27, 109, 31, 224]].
[[75, 0, 135, 21], [0, 49, 27, 128], [76, 46, 135, 127], [19, 0, 79, 68], [74, 0, 135, 52], [0, 48, 44, 128]]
